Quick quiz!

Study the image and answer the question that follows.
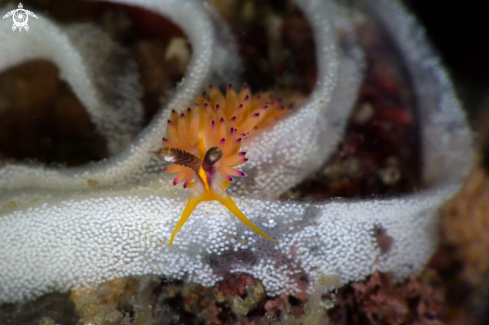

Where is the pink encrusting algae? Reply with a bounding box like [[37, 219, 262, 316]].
[[154, 84, 291, 246]]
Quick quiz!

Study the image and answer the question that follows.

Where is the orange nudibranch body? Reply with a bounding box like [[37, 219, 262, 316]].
[[155, 84, 291, 247]]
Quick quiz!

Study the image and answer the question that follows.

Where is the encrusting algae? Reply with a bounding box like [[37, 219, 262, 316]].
[[154, 84, 291, 246]]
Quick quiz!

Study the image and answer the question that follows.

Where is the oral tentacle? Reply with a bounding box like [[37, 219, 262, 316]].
[[215, 192, 274, 242], [168, 187, 274, 247], [168, 191, 202, 247]]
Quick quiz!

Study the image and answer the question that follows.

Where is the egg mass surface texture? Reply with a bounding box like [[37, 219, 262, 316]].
[[0, 0, 472, 303]]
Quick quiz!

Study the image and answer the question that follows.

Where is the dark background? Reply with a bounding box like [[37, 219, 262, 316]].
[[407, 0, 489, 150]]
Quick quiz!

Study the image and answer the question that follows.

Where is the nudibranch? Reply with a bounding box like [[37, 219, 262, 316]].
[[154, 84, 291, 246], [0, 0, 474, 306]]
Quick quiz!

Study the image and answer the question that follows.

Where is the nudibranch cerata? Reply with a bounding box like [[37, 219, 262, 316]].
[[154, 84, 291, 246]]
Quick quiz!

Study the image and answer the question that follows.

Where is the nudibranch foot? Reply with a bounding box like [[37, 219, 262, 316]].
[[168, 188, 274, 247]]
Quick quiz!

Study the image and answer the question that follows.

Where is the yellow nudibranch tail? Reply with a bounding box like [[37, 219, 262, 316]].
[[154, 84, 291, 247]]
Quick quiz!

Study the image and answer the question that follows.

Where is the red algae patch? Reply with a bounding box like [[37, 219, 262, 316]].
[[287, 16, 421, 199]]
